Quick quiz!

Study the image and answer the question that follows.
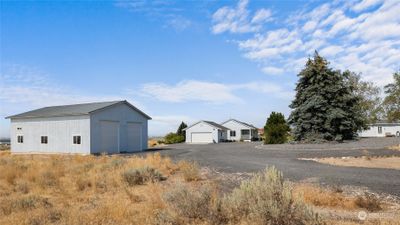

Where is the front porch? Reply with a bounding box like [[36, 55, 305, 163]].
[[240, 129, 258, 141]]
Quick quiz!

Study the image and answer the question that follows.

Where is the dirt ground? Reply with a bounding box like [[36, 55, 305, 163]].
[[304, 156, 400, 170]]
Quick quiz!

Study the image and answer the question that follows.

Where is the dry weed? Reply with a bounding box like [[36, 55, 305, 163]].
[[179, 161, 201, 182], [294, 184, 357, 210]]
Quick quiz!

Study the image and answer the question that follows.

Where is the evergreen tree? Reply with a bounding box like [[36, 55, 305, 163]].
[[176, 122, 188, 139], [383, 71, 400, 122], [264, 112, 290, 144], [289, 52, 365, 142]]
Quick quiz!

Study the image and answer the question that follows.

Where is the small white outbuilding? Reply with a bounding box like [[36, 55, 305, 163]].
[[6, 100, 151, 154], [184, 121, 229, 144], [358, 121, 400, 137]]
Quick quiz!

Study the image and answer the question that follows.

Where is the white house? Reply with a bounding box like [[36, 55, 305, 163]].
[[221, 119, 259, 141], [358, 121, 400, 137], [184, 121, 228, 144], [6, 100, 151, 154]]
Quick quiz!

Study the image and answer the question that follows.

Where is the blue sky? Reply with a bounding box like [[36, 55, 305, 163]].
[[1, 0, 399, 137]]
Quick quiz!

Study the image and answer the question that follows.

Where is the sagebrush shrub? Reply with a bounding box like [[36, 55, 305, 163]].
[[355, 192, 382, 212], [38, 171, 58, 188], [161, 167, 323, 225], [223, 167, 324, 225], [179, 161, 201, 182], [163, 183, 213, 220]]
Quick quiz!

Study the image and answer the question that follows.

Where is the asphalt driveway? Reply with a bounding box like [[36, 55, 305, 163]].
[[143, 140, 400, 196]]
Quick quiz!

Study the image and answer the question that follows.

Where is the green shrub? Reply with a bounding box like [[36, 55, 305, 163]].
[[264, 112, 290, 144], [122, 167, 164, 186], [164, 133, 185, 144]]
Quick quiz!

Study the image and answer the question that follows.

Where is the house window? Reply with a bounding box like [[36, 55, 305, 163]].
[[230, 131, 236, 137], [378, 126, 382, 134], [41, 136, 48, 144], [17, 135, 23, 143], [241, 130, 250, 135], [73, 136, 81, 144]]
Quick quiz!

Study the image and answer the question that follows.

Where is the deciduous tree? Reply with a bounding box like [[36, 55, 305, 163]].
[[383, 71, 400, 122]]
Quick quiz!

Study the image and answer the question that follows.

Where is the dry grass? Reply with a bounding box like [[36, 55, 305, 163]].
[[0, 153, 182, 225], [0, 153, 324, 225], [148, 139, 159, 147], [178, 160, 201, 182], [312, 156, 400, 170], [326, 218, 400, 225], [294, 183, 385, 212], [388, 144, 400, 151], [148, 138, 166, 148], [294, 184, 358, 210], [0, 144, 10, 151], [0, 152, 396, 225]]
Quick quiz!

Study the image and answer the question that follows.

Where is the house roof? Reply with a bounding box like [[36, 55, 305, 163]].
[[184, 120, 229, 131], [221, 119, 258, 129], [6, 100, 151, 120], [370, 121, 400, 126]]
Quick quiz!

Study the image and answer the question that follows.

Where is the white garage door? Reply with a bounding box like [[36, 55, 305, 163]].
[[127, 122, 142, 152], [191, 132, 213, 143], [100, 121, 119, 154]]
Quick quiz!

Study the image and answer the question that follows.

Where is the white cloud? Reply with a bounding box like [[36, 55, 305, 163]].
[[164, 15, 191, 31], [115, 0, 192, 31], [261, 66, 284, 75], [302, 21, 318, 32], [214, 0, 400, 86], [0, 63, 152, 137], [352, 0, 384, 12], [141, 80, 241, 104], [233, 82, 294, 99], [319, 45, 344, 57], [211, 0, 273, 34], [251, 9, 273, 23], [0, 63, 146, 116], [140, 79, 292, 104], [149, 115, 196, 136]]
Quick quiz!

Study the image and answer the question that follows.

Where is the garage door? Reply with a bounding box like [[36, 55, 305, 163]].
[[127, 122, 142, 152], [100, 121, 119, 154], [191, 132, 213, 143]]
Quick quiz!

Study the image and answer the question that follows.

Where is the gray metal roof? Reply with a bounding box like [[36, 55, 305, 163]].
[[6, 100, 151, 119], [184, 120, 230, 131]]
